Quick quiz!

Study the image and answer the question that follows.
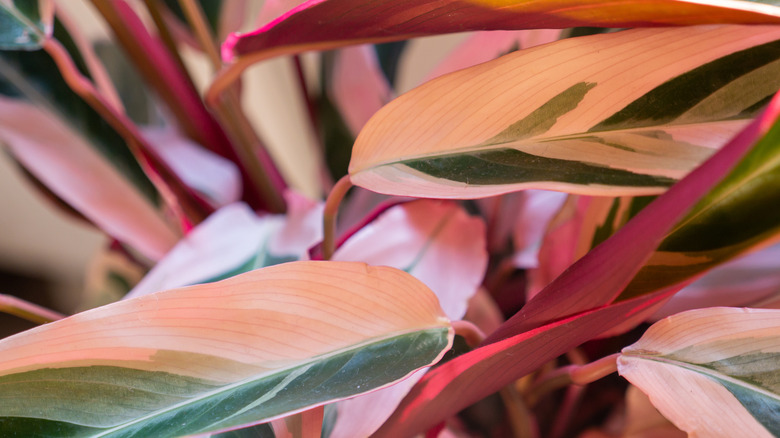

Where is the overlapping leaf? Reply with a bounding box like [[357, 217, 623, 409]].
[[350, 25, 780, 199], [0, 0, 52, 50], [0, 99, 178, 261], [0, 261, 453, 437], [653, 244, 780, 318], [328, 199, 487, 437], [619, 307, 780, 437], [222, 0, 780, 62], [0, 29, 158, 203], [620, 88, 780, 299], [373, 81, 780, 438], [126, 196, 322, 299]]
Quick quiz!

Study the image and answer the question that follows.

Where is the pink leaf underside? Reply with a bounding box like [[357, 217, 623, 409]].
[[374, 289, 677, 438], [652, 243, 780, 319], [511, 190, 568, 269], [334, 199, 487, 320], [329, 199, 487, 437], [223, 0, 780, 62], [330, 45, 393, 136], [372, 89, 780, 438], [423, 29, 563, 83], [126, 197, 322, 299], [143, 128, 241, 208], [255, 0, 310, 27], [0, 99, 178, 261], [526, 195, 610, 299]]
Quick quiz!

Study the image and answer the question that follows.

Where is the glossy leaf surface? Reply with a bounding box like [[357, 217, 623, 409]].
[[223, 0, 780, 62], [0, 0, 52, 50], [619, 307, 780, 437], [0, 261, 452, 437], [350, 26, 780, 199]]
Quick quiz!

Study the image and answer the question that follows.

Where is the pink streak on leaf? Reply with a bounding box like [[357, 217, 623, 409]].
[[330, 45, 393, 136], [329, 199, 487, 437], [222, 0, 780, 62]]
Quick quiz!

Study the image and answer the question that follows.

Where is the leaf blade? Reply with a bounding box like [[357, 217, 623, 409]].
[[0, 261, 452, 437], [350, 26, 780, 198], [223, 0, 780, 62], [619, 307, 780, 438]]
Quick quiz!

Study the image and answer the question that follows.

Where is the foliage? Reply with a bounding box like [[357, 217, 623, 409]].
[[1, 0, 780, 437]]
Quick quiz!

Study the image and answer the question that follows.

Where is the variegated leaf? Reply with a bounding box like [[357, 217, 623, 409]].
[[619, 307, 780, 438], [0, 261, 452, 437], [620, 87, 780, 300], [350, 25, 780, 198], [0, 0, 52, 50]]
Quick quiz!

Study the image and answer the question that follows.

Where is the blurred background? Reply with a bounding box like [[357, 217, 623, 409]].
[[0, 0, 466, 336]]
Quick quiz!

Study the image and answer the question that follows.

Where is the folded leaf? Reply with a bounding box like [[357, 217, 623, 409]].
[[144, 128, 242, 208], [0, 0, 52, 50], [0, 261, 453, 437], [223, 0, 780, 62], [619, 307, 780, 438], [350, 25, 780, 199]]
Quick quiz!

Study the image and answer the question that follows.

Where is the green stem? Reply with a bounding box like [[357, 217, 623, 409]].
[[0, 294, 65, 324], [322, 175, 353, 260]]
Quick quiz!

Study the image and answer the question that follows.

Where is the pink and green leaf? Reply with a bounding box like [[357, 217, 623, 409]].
[[372, 82, 780, 438], [223, 0, 780, 62], [0, 261, 453, 437], [619, 307, 780, 437], [350, 25, 780, 199]]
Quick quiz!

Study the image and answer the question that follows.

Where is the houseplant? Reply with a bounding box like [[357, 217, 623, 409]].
[[1, 0, 780, 436]]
